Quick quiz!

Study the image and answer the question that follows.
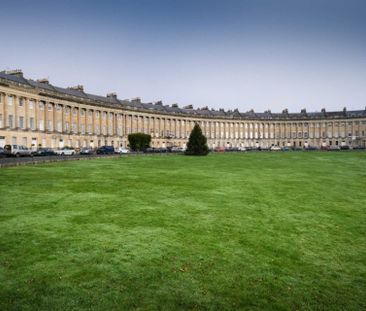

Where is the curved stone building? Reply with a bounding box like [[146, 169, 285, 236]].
[[1, 70, 365, 150]]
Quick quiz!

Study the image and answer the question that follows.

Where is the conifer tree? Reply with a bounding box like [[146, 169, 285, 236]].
[[185, 123, 209, 155]]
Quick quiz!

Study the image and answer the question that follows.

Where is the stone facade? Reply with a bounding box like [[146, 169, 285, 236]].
[[0, 70, 366, 150]]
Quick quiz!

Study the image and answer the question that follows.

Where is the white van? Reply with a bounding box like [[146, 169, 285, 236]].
[[4, 144, 32, 157]]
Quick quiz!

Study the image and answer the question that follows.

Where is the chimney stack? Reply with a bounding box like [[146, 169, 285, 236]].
[[132, 97, 141, 103], [37, 78, 49, 84], [5, 69, 23, 78], [69, 85, 84, 92], [107, 92, 117, 99]]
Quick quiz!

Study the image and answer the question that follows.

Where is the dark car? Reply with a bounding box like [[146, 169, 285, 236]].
[[32, 148, 56, 156], [156, 147, 168, 153], [340, 145, 350, 150], [0, 147, 5, 158], [96, 146, 115, 154], [144, 148, 156, 153], [305, 146, 318, 151]]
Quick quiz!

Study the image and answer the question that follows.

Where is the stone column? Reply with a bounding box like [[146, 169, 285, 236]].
[[24, 98, 29, 130], [3, 93, 8, 128], [13, 95, 18, 129]]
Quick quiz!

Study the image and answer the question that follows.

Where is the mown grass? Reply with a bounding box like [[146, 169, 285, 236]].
[[0, 152, 365, 310]]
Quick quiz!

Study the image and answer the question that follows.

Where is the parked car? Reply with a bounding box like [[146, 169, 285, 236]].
[[32, 148, 56, 156], [305, 146, 318, 151], [80, 147, 94, 155], [281, 147, 290, 151], [329, 146, 341, 151], [238, 147, 247, 151], [171, 147, 184, 153], [55, 147, 76, 156], [96, 146, 115, 154], [157, 147, 168, 153], [340, 145, 350, 150], [270, 145, 281, 151], [214, 146, 225, 152], [117, 147, 130, 154], [321, 145, 330, 151], [143, 147, 155, 153], [4, 144, 32, 157], [0, 147, 6, 158]]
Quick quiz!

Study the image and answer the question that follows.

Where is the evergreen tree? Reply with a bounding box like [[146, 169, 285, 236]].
[[185, 123, 209, 156]]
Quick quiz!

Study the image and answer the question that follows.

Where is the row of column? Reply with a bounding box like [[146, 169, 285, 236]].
[[0, 94, 123, 137], [1, 92, 365, 141]]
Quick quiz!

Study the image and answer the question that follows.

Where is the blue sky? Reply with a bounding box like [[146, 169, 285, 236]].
[[1, 0, 365, 112]]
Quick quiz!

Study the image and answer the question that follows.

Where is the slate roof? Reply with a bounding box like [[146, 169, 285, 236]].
[[1, 71, 365, 120]]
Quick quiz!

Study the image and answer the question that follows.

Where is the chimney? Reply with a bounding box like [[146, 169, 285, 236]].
[[154, 100, 163, 105], [282, 108, 288, 114], [171, 103, 179, 108], [321, 108, 326, 113], [183, 104, 193, 109], [107, 92, 117, 99], [69, 85, 84, 92], [5, 69, 23, 78], [37, 78, 49, 84], [132, 97, 141, 103], [301, 108, 307, 114]]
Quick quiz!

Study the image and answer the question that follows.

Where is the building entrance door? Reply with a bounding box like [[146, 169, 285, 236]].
[[0, 136, 5, 148], [31, 138, 37, 151]]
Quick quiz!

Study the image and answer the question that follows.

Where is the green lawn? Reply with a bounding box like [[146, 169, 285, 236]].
[[0, 152, 365, 310]]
